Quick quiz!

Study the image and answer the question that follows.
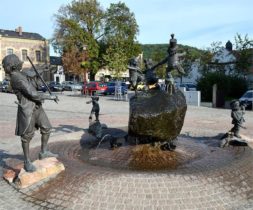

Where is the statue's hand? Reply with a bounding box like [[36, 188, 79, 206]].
[[48, 95, 59, 103], [54, 95, 59, 103]]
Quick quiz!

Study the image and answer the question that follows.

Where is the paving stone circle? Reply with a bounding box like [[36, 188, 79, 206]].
[[4, 130, 253, 210]]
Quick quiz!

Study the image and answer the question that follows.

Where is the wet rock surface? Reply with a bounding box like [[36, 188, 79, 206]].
[[128, 89, 187, 143]]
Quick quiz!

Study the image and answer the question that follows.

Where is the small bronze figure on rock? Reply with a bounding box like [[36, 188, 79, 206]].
[[143, 58, 159, 88], [2, 54, 58, 172], [151, 34, 186, 94], [128, 57, 145, 94]]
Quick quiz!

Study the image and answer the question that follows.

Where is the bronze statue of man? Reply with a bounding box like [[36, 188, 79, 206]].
[[2, 54, 58, 172], [151, 34, 185, 94]]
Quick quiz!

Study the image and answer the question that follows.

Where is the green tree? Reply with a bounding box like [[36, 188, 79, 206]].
[[234, 33, 253, 75], [197, 72, 247, 101], [52, 0, 140, 81], [102, 2, 140, 75], [52, 0, 104, 80], [103, 41, 128, 79]]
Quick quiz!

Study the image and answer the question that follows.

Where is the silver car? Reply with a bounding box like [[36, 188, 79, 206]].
[[239, 90, 253, 110], [62, 81, 83, 91]]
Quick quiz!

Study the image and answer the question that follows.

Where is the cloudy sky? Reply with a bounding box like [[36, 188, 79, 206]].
[[1, 0, 253, 53]]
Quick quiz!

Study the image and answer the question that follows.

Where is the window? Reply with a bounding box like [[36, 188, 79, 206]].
[[42, 51, 46, 62], [21, 50, 28, 61], [36, 51, 41, 62], [7, 48, 13, 55]]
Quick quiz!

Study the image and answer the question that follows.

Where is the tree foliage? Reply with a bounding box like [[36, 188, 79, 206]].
[[234, 33, 253, 75], [102, 2, 140, 75], [52, 0, 140, 80], [197, 72, 247, 101], [103, 42, 128, 79]]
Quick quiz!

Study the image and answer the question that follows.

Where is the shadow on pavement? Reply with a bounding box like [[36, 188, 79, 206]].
[[0, 149, 23, 172], [53, 124, 84, 134]]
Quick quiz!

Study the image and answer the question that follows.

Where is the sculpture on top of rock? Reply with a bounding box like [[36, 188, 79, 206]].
[[127, 57, 145, 94], [143, 58, 159, 89], [150, 34, 186, 95], [128, 34, 187, 151]]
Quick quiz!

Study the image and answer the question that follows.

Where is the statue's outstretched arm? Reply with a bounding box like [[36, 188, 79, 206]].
[[17, 79, 51, 103], [151, 56, 168, 70], [177, 52, 186, 57]]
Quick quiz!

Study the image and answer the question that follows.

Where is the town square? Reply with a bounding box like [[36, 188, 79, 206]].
[[1, 0, 253, 209]]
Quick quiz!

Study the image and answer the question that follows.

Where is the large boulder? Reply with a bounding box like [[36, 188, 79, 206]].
[[128, 89, 187, 143]]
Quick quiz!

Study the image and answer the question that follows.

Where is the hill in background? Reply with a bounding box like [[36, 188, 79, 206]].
[[141, 44, 204, 60]]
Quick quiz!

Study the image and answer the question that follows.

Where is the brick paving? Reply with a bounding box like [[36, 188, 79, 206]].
[[1, 92, 253, 209]]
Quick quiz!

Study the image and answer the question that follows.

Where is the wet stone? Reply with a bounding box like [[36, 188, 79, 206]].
[[128, 89, 187, 143]]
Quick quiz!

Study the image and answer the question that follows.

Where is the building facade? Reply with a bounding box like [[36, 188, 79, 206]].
[[0, 27, 50, 81], [50, 56, 65, 84], [95, 68, 129, 82]]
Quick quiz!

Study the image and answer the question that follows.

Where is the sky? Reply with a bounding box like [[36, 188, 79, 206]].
[[1, 0, 253, 55]]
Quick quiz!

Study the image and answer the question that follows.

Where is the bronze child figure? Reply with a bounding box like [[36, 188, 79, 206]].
[[151, 34, 185, 94], [128, 57, 144, 94], [86, 96, 100, 121], [2, 54, 58, 172], [220, 100, 247, 148], [230, 100, 246, 138]]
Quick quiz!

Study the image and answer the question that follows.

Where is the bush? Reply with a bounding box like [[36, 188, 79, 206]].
[[197, 72, 247, 101]]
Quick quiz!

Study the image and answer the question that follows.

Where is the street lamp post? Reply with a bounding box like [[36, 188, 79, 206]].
[[82, 44, 89, 96], [82, 44, 88, 84]]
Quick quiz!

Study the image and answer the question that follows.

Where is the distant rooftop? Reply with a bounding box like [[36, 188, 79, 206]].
[[0, 27, 45, 41]]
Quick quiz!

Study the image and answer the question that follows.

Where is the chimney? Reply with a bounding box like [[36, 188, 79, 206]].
[[15, 26, 22, 36], [225, 40, 232, 51]]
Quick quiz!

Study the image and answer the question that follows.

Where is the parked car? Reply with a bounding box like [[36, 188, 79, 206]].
[[38, 84, 46, 92], [62, 81, 83, 91], [48, 81, 64, 92], [104, 81, 128, 95], [177, 83, 197, 91], [38, 81, 63, 92], [0, 80, 12, 93], [83, 81, 108, 95], [239, 90, 253, 110]]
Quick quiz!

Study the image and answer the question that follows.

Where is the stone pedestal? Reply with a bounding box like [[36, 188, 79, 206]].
[[3, 157, 65, 189], [128, 89, 187, 143]]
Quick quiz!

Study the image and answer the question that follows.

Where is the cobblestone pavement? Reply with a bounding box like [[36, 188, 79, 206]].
[[1, 92, 253, 210]]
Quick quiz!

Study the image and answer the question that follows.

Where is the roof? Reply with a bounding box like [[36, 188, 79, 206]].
[[50, 56, 62, 65], [0, 29, 45, 41]]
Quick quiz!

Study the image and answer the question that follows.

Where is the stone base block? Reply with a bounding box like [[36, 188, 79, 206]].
[[3, 157, 65, 189]]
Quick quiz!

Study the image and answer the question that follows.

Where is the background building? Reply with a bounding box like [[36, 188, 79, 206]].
[[50, 56, 65, 84], [0, 27, 50, 81]]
